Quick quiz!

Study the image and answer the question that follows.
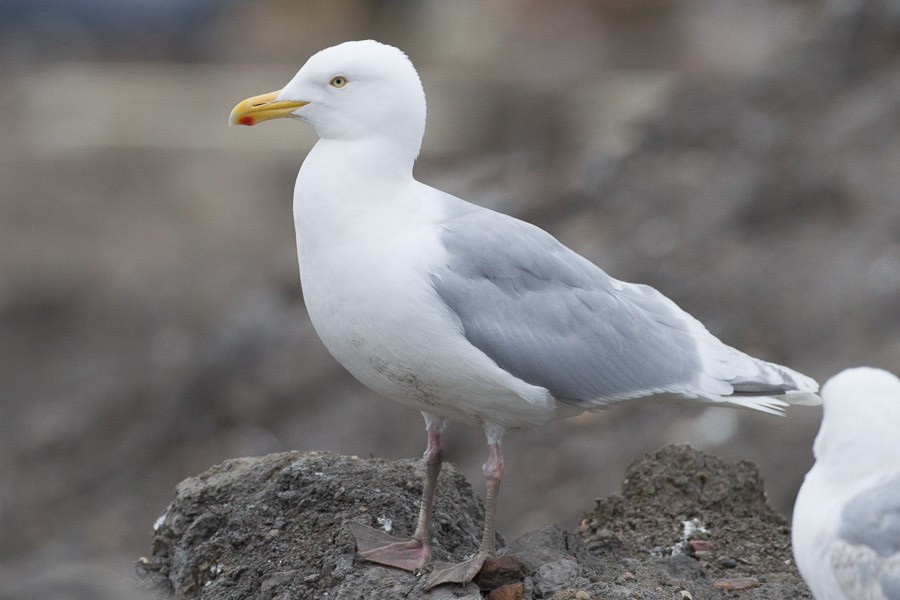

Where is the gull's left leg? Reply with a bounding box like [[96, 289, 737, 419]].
[[425, 423, 506, 590], [348, 413, 445, 572]]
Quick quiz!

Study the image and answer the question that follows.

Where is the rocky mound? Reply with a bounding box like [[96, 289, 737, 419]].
[[577, 445, 809, 599], [138, 445, 810, 599]]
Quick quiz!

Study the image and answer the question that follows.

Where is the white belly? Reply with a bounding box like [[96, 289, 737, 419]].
[[294, 179, 556, 428], [793, 472, 846, 599]]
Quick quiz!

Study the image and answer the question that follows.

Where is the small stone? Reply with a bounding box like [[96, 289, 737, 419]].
[[616, 571, 636, 583], [487, 582, 525, 600], [135, 556, 152, 577], [575, 591, 591, 600], [712, 577, 760, 590], [719, 557, 737, 568], [688, 540, 711, 558], [475, 555, 526, 589], [679, 592, 693, 600], [689, 540, 711, 553]]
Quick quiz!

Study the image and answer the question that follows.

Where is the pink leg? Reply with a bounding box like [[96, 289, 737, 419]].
[[348, 418, 444, 572], [425, 430, 505, 590], [477, 442, 504, 554], [412, 423, 443, 543]]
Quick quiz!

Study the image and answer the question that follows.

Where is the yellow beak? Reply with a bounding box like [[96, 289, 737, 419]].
[[228, 90, 308, 126]]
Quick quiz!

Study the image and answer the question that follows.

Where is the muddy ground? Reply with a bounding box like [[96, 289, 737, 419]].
[[139, 445, 811, 599]]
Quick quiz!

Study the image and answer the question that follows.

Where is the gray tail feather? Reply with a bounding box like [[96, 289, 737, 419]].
[[732, 381, 793, 395], [732, 360, 821, 405]]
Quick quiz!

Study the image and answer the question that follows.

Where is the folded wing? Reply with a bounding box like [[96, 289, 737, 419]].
[[431, 202, 818, 411]]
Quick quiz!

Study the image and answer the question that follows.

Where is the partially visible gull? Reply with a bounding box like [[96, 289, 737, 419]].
[[229, 40, 820, 589], [793, 367, 900, 600]]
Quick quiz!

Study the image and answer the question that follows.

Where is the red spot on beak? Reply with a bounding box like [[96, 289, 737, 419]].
[[239, 115, 255, 126]]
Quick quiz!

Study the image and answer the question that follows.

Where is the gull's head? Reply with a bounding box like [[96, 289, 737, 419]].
[[229, 40, 427, 154], [812, 367, 900, 478]]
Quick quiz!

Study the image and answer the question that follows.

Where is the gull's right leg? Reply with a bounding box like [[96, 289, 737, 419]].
[[347, 413, 445, 572]]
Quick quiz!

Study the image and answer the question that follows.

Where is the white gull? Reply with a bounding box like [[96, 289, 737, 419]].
[[229, 40, 820, 589], [793, 367, 900, 599]]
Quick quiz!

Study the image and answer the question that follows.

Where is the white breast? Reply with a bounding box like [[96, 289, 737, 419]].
[[292, 146, 555, 428], [793, 468, 848, 599]]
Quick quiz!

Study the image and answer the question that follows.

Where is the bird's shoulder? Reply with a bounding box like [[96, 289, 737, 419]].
[[432, 191, 621, 294]]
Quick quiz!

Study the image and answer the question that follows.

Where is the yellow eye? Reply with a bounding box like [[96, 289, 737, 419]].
[[329, 76, 348, 88]]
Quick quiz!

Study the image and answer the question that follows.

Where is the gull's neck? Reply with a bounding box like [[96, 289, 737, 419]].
[[306, 136, 418, 182], [293, 136, 425, 252], [294, 136, 417, 215]]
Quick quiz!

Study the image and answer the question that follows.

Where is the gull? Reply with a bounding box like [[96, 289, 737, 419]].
[[229, 40, 820, 589], [793, 367, 900, 599]]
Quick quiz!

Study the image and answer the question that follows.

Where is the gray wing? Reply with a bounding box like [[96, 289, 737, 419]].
[[835, 473, 900, 599], [840, 473, 900, 557], [431, 205, 711, 406], [885, 573, 900, 600]]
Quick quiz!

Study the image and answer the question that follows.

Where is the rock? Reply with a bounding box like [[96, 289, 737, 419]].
[[138, 445, 813, 599], [474, 555, 527, 590], [487, 582, 525, 600], [712, 577, 761, 590], [138, 451, 486, 599]]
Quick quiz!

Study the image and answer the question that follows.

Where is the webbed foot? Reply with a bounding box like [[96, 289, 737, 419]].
[[423, 550, 491, 590], [348, 522, 431, 572]]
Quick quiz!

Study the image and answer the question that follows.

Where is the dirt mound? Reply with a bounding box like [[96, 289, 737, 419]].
[[138, 445, 811, 599], [578, 445, 809, 598]]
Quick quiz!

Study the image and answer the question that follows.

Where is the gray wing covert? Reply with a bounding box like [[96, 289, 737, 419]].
[[840, 473, 900, 558], [431, 208, 703, 405], [837, 473, 900, 599], [884, 573, 900, 600]]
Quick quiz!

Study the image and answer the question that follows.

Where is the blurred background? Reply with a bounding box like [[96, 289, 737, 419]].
[[0, 0, 898, 597]]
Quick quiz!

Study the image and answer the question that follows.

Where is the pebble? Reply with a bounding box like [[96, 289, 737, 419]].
[[719, 557, 737, 568], [712, 577, 760, 590], [487, 582, 524, 600], [688, 540, 711, 552], [688, 540, 711, 558], [616, 571, 636, 584]]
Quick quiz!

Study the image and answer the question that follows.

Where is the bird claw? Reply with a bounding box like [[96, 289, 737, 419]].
[[423, 551, 491, 590], [348, 521, 431, 572]]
